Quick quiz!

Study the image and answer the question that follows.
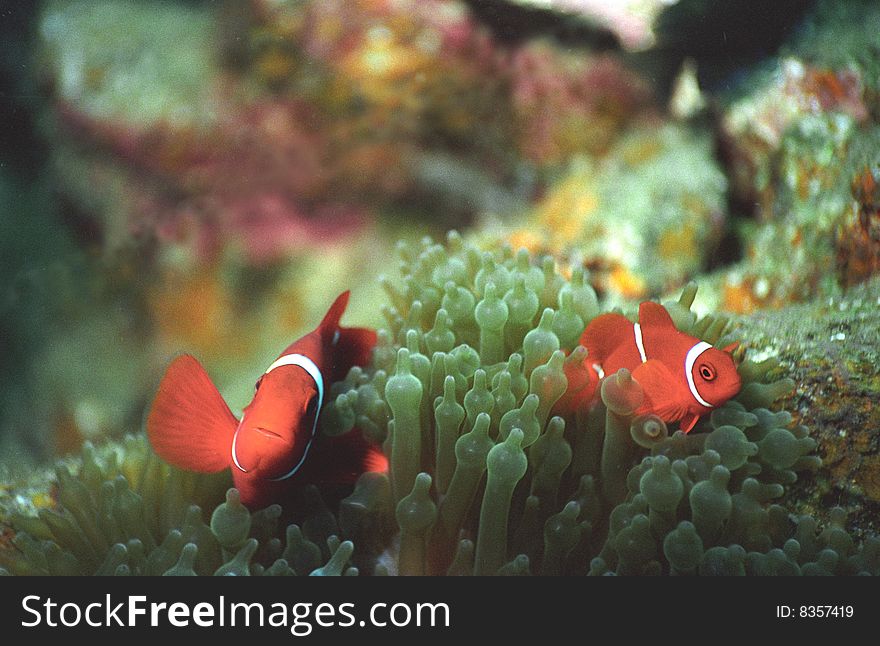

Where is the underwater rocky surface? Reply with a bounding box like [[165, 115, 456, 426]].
[[735, 277, 880, 539], [2, 236, 877, 576]]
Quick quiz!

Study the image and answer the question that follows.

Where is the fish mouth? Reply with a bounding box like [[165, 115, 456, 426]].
[[253, 427, 283, 440]]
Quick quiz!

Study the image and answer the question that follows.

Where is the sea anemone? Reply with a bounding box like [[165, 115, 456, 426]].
[[2, 232, 877, 575]]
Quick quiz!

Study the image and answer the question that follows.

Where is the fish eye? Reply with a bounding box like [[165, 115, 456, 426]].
[[699, 363, 716, 381]]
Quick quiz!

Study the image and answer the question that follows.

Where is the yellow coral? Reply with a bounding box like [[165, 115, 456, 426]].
[[607, 264, 647, 299], [31, 492, 54, 509], [507, 229, 543, 254], [657, 224, 697, 261], [147, 266, 245, 362], [533, 163, 599, 249], [255, 48, 297, 84]]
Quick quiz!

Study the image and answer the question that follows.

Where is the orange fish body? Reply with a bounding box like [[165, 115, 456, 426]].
[[147, 291, 388, 508], [564, 301, 741, 433]]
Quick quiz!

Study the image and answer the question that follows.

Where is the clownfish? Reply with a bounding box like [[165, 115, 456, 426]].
[[567, 301, 741, 433], [147, 291, 388, 508]]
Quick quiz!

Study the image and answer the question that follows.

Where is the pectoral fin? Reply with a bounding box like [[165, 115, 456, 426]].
[[632, 360, 691, 422], [679, 412, 702, 434], [147, 354, 237, 472]]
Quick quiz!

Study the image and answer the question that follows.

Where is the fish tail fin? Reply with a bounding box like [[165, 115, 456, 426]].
[[580, 312, 633, 365], [147, 354, 237, 473], [319, 290, 351, 341]]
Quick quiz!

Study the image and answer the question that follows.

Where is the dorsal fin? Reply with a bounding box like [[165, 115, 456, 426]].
[[638, 301, 676, 330], [579, 312, 634, 365], [331, 326, 378, 382], [317, 290, 378, 381], [318, 290, 351, 341]]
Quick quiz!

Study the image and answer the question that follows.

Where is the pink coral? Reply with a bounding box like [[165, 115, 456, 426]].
[[508, 42, 653, 166], [55, 97, 367, 264]]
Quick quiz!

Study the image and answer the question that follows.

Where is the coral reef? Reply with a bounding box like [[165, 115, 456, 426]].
[[244, 0, 652, 174], [502, 123, 727, 299], [715, 0, 880, 312], [38, 0, 369, 264], [506, 39, 652, 168], [19, 0, 658, 459], [4, 234, 876, 575], [318, 233, 876, 575], [499, 0, 667, 51], [5, 0, 880, 578], [38, 0, 655, 265]]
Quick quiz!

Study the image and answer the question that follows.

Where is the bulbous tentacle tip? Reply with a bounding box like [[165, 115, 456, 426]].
[[601, 368, 644, 416], [486, 428, 529, 484], [503, 427, 524, 449], [412, 472, 432, 494], [630, 414, 668, 448]]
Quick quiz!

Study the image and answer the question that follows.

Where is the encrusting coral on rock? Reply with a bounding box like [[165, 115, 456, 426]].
[[1, 233, 878, 576]]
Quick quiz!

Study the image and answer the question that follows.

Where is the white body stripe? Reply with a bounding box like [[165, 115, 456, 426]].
[[231, 353, 324, 480], [594, 322, 646, 380], [633, 323, 647, 363], [684, 342, 713, 408]]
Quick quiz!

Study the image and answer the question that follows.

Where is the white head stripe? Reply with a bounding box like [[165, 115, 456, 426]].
[[231, 427, 247, 472], [684, 342, 714, 408], [633, 323, 647, 363], [230, 353, 324, 480], [264, 353, 324, 388]]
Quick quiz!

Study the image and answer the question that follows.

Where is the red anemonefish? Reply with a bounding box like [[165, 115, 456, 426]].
[[563, 301, 741, 433], [147, 291, 388, 508]]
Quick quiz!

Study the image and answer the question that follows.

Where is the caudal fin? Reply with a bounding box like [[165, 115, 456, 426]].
[[147, 354, 237, 473], [580, 312, 633, 365]]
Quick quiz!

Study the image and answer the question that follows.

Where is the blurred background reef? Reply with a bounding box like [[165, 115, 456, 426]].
[[0, 0, 878, 574]]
